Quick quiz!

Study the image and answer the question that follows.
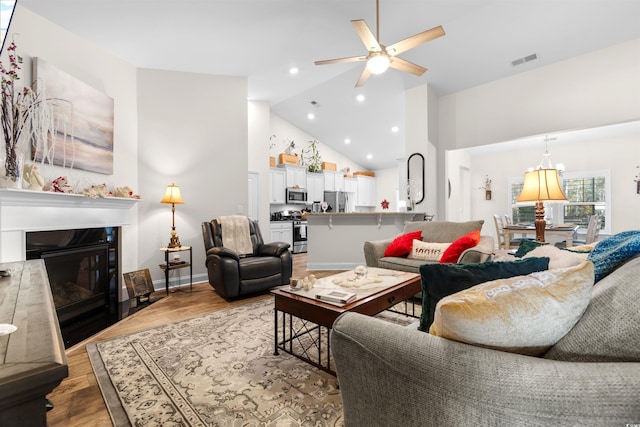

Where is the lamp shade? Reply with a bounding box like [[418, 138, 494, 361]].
[[160, 183, 184, 205], [516, 169, 567, 203]]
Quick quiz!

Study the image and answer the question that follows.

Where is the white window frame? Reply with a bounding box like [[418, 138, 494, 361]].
[[555, 169, 611, 235]]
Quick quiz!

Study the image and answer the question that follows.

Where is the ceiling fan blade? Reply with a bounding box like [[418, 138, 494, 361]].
[[352, 19, 381, 52], [314, 55, 367, 66], [355, 67, 372, 87], [389, 57, 427, 76], [386, 25, 445, 56]]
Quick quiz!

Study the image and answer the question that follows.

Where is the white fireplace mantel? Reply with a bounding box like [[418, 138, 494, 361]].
[[0, 188, 139, 262]]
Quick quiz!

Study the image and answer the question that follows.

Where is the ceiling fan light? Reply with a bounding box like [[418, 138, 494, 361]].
[[367, 54, 390, 74]]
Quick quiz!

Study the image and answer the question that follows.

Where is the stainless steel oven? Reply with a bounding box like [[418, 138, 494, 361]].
[[293, 220, 307, 253]]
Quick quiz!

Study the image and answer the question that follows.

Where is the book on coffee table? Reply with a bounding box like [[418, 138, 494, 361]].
[[315, 289, 357, 305]]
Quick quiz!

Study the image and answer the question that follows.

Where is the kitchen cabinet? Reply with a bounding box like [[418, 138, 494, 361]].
[[270, 222, 293, 249], [307, 172, 324, 204], [323, 171, 336, 191], [278, 164, 307, 189], [344, 177, 358, 194], [322, 170, 346, 191], [334, 173, 345, 191], [269, 168, 286, 204], [356, 175, 376, 207]]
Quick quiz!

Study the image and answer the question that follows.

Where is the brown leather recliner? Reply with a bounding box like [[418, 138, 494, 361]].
[[201, 218, 292, 298]]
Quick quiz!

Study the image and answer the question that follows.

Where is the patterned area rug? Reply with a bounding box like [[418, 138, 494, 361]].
[[88, 298, 418, 426]]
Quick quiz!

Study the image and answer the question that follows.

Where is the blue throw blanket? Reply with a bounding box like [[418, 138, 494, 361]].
[[587, 230, 640, 282]]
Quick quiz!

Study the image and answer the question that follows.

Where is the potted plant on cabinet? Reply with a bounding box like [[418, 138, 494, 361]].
[[303, 139, 322, 173]]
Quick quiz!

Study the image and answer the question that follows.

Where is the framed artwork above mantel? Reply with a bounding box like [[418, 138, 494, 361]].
[[32, 58, 114, 175]]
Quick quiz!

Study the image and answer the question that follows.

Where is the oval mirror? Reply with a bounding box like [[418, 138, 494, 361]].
[[407, 153, 425, 205]]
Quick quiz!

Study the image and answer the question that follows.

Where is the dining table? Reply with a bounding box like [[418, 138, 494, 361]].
[[503, 223, 580, 249]]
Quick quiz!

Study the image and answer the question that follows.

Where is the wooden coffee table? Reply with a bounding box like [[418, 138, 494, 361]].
[[271, 269, 421, 374]]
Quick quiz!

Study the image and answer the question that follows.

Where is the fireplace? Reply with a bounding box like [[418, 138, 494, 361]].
[[0, 189, 138, 347], [26, 228, 122, 346], [27, 228, 116, 323]]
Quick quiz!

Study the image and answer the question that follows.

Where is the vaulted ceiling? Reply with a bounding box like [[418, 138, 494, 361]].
[[19, 0, 640, 168]]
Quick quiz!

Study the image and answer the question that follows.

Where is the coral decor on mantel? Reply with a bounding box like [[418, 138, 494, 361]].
[[40, 176, 141, 199], [43, 176, 74, 193]]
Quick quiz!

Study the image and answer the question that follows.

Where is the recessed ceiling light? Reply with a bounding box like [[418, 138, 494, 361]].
[[366, 154, 373, 160], [289, 67, 299, 75], [344, 138, 351, 144], [356, 94, 365, 102], [391, 126, 399, 133], [307, 113, 315, 120]]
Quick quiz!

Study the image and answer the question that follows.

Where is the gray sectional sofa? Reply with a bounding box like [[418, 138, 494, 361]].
[[363, 220, 494, 272], [331, 255, 640, 426]]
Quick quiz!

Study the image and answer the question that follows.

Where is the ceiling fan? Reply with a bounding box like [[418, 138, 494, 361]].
[[315, 0, 445, 87]]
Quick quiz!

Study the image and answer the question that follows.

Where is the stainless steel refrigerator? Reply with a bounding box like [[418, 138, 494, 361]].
[[323, 191, 346, 213]]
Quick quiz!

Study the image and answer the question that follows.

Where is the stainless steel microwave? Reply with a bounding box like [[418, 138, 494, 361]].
[[286, 187, 308, 204]]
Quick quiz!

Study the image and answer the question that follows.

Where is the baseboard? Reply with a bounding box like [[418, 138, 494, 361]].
[[152, 273, 208, 291]]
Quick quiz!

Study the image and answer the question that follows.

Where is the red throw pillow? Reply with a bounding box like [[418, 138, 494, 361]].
[[440, 230, 481, 264], [384, 231, 423, 257]]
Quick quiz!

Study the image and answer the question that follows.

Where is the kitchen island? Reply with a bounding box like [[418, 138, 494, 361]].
[[306, 212, 426, 270]]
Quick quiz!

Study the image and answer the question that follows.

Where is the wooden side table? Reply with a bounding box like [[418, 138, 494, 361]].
[[159, 246, 192, 295]]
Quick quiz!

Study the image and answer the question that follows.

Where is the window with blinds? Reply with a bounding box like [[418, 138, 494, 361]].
[[508, 170, 610, 233], [562, 176, 606, 229]]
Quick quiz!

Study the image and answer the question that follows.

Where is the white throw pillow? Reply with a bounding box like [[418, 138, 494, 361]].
[[523, 244, 586, 269], [430, 261, 594, 356], [408, 240, 451, 262]]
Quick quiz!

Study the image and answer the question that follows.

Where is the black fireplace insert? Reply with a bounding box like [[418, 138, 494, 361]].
[[26, 227, 120, 346]]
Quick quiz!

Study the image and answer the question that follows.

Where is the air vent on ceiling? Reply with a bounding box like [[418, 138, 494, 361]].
[[511, 53, 538, 67]]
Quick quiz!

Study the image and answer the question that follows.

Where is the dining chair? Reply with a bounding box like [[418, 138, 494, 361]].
[[494, 214, 521, 249], [556, 214, 602, 248], [580, 214, 602, 245]]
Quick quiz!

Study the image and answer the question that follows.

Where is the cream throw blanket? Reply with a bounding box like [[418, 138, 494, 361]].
[[217, 215, 254, 255]]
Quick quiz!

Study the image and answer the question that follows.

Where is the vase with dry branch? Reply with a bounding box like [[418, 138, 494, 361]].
[[0, 40, 58, 188]]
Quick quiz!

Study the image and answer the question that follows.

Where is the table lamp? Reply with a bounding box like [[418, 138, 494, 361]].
[[161, 183, 184, 248], [516, 168, 567, 243]]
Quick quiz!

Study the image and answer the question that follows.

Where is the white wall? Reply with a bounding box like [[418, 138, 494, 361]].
[[465, 133, 640, 245], [404, 85, 437, 215], [248, 101, 272, 228], [269, 114, 366, 175], [373, 167, 399, 212], [137, 68, 248, 286], [8, 6, 140, 298], [445, 149, 471, 222], [436, 38, 640, 222], [439, 39, 640, 151]]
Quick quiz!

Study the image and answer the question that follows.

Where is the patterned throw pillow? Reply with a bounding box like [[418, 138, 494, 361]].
[[418, 257, 550, 332], [408, 240, 451, 261], [383, 230, 422, 257], [430, 261, 594, 356]]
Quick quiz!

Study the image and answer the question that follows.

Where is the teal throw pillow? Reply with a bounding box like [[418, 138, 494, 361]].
[[514, 239, 546, 257], [418, 257, 550, 332]]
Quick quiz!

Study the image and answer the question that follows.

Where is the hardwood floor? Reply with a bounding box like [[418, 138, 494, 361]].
[[45, 253, 338, 426]]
